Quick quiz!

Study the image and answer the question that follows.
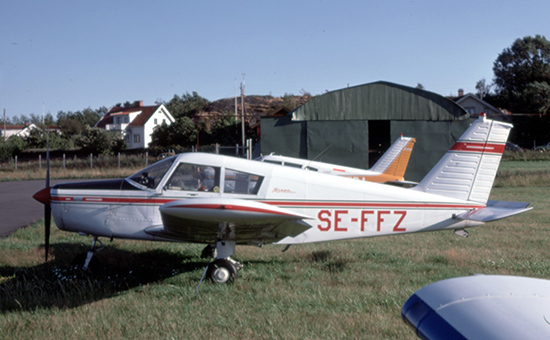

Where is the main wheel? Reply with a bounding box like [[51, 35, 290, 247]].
[[207, 259, 238, 284]]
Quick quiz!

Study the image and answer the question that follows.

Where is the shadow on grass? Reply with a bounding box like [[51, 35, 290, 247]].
[[0, 242, 206, 312]]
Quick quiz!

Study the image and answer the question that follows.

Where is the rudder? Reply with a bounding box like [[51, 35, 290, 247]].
[[412, 115, 512, 203], [370, 136, 416, 180]]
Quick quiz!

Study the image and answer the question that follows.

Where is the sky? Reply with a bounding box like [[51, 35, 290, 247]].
[[1, 0, 549, 120]]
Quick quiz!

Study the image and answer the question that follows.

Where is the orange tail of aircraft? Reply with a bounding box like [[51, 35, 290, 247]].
[[349, 136, 416, 183]]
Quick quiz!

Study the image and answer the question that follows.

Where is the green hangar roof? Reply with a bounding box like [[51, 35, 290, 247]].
[[291, 81, 469, 121]]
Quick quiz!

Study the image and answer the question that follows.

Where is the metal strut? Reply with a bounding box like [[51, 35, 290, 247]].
[[82, 236, 104, 271]]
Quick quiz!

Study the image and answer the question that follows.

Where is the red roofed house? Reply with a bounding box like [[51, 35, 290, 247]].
[[95, 101, 175, 149], [1, 122, 38, 140]]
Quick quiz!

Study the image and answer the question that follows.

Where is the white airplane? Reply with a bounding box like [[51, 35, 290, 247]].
[[402, 275, 550, 339], [33, 115, 531, 283], [257, 135, 416, 185]]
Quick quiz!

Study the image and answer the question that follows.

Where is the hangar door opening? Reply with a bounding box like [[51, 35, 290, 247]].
[[368, 120, 391, 167]]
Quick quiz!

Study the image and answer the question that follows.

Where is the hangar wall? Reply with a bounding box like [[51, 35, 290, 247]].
[[261, 81, 471, 182]]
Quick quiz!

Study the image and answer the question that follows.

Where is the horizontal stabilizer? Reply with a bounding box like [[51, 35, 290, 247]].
[[455, 200, 532, 222]]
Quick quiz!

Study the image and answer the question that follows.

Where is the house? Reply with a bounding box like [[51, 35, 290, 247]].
[[1, 122, 38, 140], [452, 89, 504, 117], [95, 101, 175, 149]]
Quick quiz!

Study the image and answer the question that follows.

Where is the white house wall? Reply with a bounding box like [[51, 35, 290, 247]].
[[128, 126, 145, 149], [143, 107, 175, 148]]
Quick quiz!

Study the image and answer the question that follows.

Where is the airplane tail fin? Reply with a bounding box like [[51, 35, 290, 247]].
[[370, 136, 416, 180], [412, 115, 511, 204]]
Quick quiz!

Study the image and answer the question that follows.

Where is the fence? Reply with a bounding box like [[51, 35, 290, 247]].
[[2, 140, 255, 172]]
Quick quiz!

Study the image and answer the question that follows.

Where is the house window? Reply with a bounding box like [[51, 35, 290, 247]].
[[154, 119, 158, 125], [134, 134, 140, 143]]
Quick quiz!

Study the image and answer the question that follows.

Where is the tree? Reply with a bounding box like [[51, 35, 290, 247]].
[[475, 79, 492, 100], [493, 35, 550, 113], [149, 117, 197, 149], [199, 116, 257, 146], [25, 127, 65, 149], [0, 135, 27, 161], [76, 127, 125, 155], [56, 107, 106, 135], [161, 92, 210, 119]]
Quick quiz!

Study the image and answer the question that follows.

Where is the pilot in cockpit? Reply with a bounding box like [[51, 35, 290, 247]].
[[196, 166, 215, 191]]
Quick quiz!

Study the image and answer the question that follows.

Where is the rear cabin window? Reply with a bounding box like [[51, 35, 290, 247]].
[[166, 163, 221, 192], [285, 162, 303, 168], [263, 160, 282, 165], [224, 169, 263, 195]]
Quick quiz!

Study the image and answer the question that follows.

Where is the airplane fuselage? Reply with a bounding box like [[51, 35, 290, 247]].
[[50, 153, 484, 246]]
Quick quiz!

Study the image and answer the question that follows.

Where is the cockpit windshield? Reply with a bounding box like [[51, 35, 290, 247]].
[[127, 156, 176, 189]]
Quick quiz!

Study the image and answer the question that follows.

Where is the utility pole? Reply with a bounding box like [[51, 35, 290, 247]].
[[240, 73, 246, 156], [234, 78, 238, 120], [3, 109, 6, 142]]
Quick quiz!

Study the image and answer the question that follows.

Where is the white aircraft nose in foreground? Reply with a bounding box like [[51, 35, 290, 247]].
[[34, 115, 531, 283]]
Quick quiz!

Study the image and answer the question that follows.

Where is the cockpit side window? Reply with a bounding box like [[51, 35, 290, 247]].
[[224, 169, 263, 195], [166, 163, 221, 192], [128, 157, 175, 189]]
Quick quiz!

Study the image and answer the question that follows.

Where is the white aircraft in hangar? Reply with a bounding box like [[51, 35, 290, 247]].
[[257, 135, 416, 185], [33, 115, 531, 283]]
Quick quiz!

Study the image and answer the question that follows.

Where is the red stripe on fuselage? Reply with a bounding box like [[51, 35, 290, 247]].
[[450, 142, 505, 154], [50, 195, 483, 210], [260, 200, 483, 210], [167, 203, 296, 216]]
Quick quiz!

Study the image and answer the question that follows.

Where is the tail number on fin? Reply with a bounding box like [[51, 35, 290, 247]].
[[317, 210, 407, 233]]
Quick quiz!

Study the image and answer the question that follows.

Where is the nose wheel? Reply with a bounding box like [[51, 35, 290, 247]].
[[207, 259, 238, 284]]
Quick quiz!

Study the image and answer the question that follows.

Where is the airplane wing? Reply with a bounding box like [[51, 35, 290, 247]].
[[455, 200, 532, 222], [402, 275, 550, 340], [146, 198, 312, 244]]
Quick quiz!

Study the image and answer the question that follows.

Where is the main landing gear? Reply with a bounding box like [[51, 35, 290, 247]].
[[199, 240, 242, 285]]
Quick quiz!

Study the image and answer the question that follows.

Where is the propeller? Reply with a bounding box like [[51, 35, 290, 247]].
[[32, 128, 51, 261], [44, 130, 50, 261]]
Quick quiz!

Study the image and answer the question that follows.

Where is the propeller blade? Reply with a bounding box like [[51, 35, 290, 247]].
[[45, 128, 50, 261], [45, 203, 51, 261]]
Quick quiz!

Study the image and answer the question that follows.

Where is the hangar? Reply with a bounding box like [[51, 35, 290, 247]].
[[260, 81, 471, 181]]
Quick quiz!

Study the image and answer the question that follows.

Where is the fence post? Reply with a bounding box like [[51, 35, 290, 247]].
[[118, 152, 121, 168], [14, 155, 17, 170], [235, 144, 239, 156], [215, 143, 219, 154], [246, 138, 252, 160], [145, 152, 149, 167], [39, 154, 42, 169], [90, 153, 93, 168], [63, 154, 66, 169]]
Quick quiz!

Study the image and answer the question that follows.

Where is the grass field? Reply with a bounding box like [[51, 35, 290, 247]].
[[1, 160, 549, 339]]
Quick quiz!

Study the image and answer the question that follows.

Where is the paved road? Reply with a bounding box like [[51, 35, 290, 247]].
[[0, 179, 81, 237]]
